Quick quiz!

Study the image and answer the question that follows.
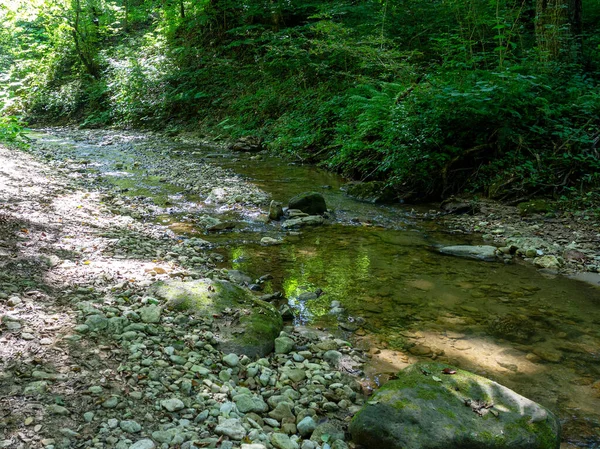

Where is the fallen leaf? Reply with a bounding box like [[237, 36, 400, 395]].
[[442, 368, 457, 375], [432, 376, 442, 382]]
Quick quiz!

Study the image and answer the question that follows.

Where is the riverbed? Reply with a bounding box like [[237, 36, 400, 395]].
[[26, 128, 600, 447]]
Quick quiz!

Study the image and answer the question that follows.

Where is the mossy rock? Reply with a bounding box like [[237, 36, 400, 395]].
[[343, 182, 397, 204], [517, 200, 553, 216], [151, 279, 282, 357], [349, 362, 560, 449], [288, 192, 327, 215]]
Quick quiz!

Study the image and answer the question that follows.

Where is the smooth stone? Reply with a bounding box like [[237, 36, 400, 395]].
[[270, 433, 299, 449], [223, 353, 240, 368], [161, 398, 185, 412], [438, 245, 498, 262], [129, 439, 156, 449], [275, 336, 295, 354], [215, 418, 247, 440], [119, 420, 142, 433], [288, 192, 327, 215], [297, 416, 317, 437]]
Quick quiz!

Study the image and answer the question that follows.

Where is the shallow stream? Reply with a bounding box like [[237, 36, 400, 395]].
[[30, 128, 600, 447]]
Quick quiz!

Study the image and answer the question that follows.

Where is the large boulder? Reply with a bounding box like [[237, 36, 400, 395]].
[[288, 192, 327, 215], [438, 245, 498, 262], [350, 363, 561, 449], [151, 279, 282, 357]]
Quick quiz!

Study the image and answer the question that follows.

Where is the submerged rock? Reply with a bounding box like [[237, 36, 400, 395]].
[[438, 245, 498, 262], [269, 200, 284, 220], [288, 192, 327, 215], [151, 279, 282, 357], [350, 362, 561, 449], [281, 216, 325, 229]]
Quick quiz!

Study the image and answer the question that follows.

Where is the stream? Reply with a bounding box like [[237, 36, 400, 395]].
[[28, 128, 600, 447]]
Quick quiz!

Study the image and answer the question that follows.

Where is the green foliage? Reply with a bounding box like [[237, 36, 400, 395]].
[[0, 115, 27, 144], [2, 0, 600, 203]]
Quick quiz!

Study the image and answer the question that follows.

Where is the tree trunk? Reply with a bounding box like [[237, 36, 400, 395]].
[[535, 0, 582, 61]]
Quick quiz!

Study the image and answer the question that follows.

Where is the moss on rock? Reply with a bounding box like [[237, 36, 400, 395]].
[[349, 362, 561, 449], [151, 279, 282, 357]]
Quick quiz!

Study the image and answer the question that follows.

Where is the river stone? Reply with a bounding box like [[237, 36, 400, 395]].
[[281, 215, 325, 229], [288, 192, 327, 215], [297, 416, 317, 437], [271, 433, 299, 449], [139, 305, 161, 323], [215, 418, 247, 440], [343, 181, 396, 204], [438, 245, 498, 262], [349, 362, 561, 449], [119, 420, 142, 433], [85, 314, 108, 331], [533, 255, 562, 270], [161, 398, 185, 412], [233, 393, 268, 413], [275, 336, 295, 354], [223, 353, 239, 367], [151, 279, 282, 357], [269, 201, 284, 220], [129, 439, 155, 449]]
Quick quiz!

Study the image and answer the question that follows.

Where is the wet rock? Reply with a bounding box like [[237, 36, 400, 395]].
[[269, 201, 284, 220], [533, 255, 563, 270], [438, 245, 498, 262], [281, 216, 325, 229], [288, 192, 327, 215], [350, 362, 561, 449]]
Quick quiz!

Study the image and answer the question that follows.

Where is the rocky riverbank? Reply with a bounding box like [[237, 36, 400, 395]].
[[0, 141, 368, 449], [416, 199, 600, 283]]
